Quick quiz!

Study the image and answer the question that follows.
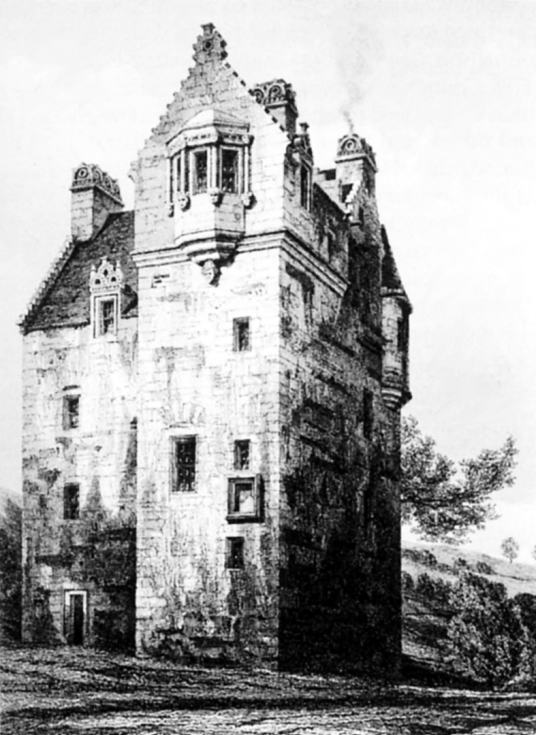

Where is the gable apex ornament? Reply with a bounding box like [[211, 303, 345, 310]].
[[193, 23, 228, 66], [90, 257, 124, 294]]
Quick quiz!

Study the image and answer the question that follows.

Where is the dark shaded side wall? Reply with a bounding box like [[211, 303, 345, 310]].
[[278, 187, 401, 674]]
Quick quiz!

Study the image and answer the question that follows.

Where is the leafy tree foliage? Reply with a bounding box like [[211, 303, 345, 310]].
[[501, 536, 519, 564], [0, 497, 22, 642], [401, 416, 517, 543], [446, 572, 526, 687]]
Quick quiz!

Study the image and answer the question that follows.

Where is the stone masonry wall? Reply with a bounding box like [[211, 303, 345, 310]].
[[22, 318, 138, 650], [135, 248, 281, 665]]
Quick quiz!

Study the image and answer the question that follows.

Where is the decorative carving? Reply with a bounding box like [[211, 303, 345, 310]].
[[336, 134, 377, 169], [192, 23, 228, 65], [178, 193, 190, 211], [201, 259, 220, 285], [252, 79, 296, 110], [90, 257, 123, 294], [71, 163, 123, 204], [209, 187, 222, 206]]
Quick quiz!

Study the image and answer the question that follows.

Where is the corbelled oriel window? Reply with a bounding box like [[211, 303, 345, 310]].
[[166, 109, 253, 211]]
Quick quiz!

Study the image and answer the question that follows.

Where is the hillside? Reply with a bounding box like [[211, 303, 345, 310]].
[[401, 542, 536, 685]]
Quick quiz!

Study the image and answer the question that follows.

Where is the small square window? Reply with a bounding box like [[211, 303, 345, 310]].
[[234, 440, 250, 470], [225, 537, 244, 569], [193, 150, 208, 194], [227, 476, 262, 522], [171, 436, 196, 492], [363, 389, 373, 440], [63, 395, 80, 430], [233, 318, 250, 352], [220, 148, 239, 193], [64, 484, 80, 520]]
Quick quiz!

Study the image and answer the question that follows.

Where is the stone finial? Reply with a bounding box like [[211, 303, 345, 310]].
[[90, 257, 124, 293], [193, 23, 228, 65], [71, 163, 123, 205]]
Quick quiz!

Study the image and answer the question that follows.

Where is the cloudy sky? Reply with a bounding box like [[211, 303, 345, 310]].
[[1, 0, 535, 559]]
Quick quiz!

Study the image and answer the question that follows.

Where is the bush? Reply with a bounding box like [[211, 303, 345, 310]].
[[446, 572, 527, 687], [475, 561, 495, 576], [402, 548, 438, 567], [415, 572, 452, 605]]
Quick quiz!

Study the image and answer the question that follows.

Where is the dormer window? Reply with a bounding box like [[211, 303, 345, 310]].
[[90, 257, 123, 338]]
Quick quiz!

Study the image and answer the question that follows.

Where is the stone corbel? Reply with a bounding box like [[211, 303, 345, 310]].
[[241, 191, 254, 208], [209, 187, 223, 206], [178, 193, 190, 211]]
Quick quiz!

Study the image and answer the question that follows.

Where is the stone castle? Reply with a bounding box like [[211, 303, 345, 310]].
[[20, 24, 411, 671]]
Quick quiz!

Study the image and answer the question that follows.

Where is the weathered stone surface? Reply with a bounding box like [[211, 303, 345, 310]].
[[20, 23, 411, 672]]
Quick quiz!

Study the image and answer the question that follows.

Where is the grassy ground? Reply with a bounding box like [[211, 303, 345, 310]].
[[3, 645, 536, 734]]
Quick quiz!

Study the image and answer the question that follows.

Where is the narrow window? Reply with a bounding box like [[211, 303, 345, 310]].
[[341, 183, 353, 203], [171, 436, 196, 492], [363, 389, 373, 440], [220, 148, 239, 193], [327, 230, 336, 261], [63, 395, 80, 430], [184, 150, 190, 193], [175, 154, 182, 194], [227, 476, 262, 521], [64, 484, 80, 520], [363, 481, 374, 536], [96, 297, 117, 336], [397, 318, 407, 352], [225, 537, 244, 569], [300, 166, 311, 209], [193, 150, 208, 194], [233, 318, 250, 352], [234, 440, 250, 470]]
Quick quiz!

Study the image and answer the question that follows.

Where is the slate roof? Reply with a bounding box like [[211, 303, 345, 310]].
[[21, 211, 137, 334]]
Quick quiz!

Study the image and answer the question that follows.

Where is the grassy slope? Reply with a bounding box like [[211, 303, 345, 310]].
[[401, 542, 536, 684]]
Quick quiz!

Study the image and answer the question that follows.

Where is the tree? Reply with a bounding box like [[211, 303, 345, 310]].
[[401, 416, 517, 543], [501, 537, 519, 564]]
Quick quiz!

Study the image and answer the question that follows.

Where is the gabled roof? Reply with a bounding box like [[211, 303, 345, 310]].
[[20, 211, 137, 334]]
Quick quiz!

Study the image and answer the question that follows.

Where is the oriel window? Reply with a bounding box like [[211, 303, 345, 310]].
[[171, 436, 196, 492]]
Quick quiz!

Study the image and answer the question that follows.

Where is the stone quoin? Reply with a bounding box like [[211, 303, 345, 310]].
[[19, 23, 411, 672]]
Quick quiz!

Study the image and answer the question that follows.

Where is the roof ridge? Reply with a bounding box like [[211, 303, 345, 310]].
[[18, 236, 78, 333]]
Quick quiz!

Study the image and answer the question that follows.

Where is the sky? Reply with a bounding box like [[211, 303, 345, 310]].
[[1, 0, 535, 560]]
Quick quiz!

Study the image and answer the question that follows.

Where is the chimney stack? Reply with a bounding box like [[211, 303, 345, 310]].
[[70, 163, 123, 241], [252, 79, 298, 137]]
